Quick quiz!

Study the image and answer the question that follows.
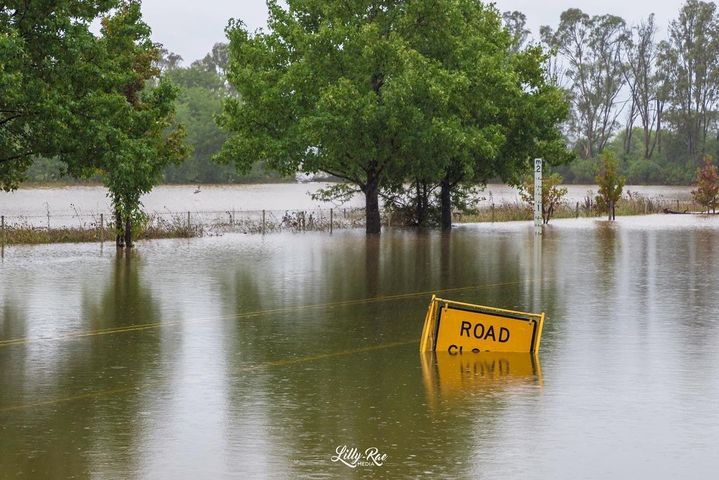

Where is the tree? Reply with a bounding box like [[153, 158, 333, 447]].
[[218, 0, 569, 234], [88, 1, 188, 247], [692, 155, 719, 213], [596, 152, 625, 220], [218, 1, 415, 234], [1, 1, 187, 239], [519, 173, 568, 224], [542, 10, 629, 159], [416, 3, 570, 231], [1, 0, 119, 190], [658, 0, 719, 166], [503, 11, 531, 52], [623, 15, 663, 160]]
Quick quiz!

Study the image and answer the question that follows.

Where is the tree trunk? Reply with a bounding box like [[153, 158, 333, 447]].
[[440, 176, 452, 232], [124, 215, 133, 248], [365, 171, 381, 235], [415, 181, 427, 227], [115, 208, 124, 248], [656, 101, 663, 155]]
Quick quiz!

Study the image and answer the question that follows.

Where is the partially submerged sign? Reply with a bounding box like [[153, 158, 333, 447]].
[[419, 296, 544, 354]]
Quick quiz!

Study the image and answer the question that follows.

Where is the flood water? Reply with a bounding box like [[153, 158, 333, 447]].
[[1, 215, 718, 478], [0, 183, 691, 218]]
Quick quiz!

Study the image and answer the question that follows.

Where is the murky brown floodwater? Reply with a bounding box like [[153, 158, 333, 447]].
[[1, 214, 718, 478]]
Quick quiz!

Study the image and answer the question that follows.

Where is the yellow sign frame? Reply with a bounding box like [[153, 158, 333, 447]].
[[419, 296, 545, 354]]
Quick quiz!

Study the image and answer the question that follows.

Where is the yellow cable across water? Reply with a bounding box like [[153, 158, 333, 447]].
[[0, 279, 534, 348], [0, 339, 418, 413], [0, 278, 543, 412]]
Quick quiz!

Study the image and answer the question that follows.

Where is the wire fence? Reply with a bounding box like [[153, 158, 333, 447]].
[[0, 194, 709, 247], [0, 207, 369, 245]]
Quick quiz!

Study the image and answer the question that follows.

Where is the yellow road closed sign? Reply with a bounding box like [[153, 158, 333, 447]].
[[420, 296, 544, 354]]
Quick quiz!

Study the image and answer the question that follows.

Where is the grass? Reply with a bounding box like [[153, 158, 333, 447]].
[[455, 193, 702, 224], [0, 209, 366, 246], [0, 195, 711, 247], [1, 214, 198, 246]]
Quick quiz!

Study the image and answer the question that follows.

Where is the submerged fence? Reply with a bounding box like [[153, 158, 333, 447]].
[[0, 192, 706, 248], [0, 207, 368, 246]]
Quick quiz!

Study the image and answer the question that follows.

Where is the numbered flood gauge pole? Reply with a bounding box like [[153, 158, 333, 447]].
[[420, 296, 545, 354], [534, 158, 543, 236]]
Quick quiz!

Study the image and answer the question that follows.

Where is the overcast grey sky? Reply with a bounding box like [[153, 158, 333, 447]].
[[140, 0, 688, 64]]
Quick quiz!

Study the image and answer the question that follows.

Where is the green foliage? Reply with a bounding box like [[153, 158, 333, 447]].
[[595, 152, 625, 220], [556, 127, 705, 185], [163, 64, 230, 183], [1, 0, 119, 190], [626, 159, 663, 184], [692, 155, 719, 213], [658, 1, 719, 164], [519, 173, 568, 224], [219, 0, 570, 233], [85, 1, 189, 246], [161, 49, 290, 185]]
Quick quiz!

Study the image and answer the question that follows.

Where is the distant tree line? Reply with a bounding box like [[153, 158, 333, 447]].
[[540, 1, 719, 184]]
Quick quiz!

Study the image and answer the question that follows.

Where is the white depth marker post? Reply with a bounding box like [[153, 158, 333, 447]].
[[534, 158, 543, 236]]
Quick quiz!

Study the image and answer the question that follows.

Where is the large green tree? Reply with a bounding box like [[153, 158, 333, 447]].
[[1, 0, 116, 190], [397, 2, 571, 230], [218, 0, 569, 234], [1, 1, 186, 244], [218, 1, 431, 234], [91, 2, 188, 248]]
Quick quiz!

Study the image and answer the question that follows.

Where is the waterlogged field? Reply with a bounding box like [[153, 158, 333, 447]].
[[0, 183, 692, 218], [1, 215, 718, 478]]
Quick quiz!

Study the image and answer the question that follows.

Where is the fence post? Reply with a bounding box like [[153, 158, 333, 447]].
[[491, 203, 495, 223], [187, 211, 191, 232], [576, 202, 579, 218], [100, 213, 104, 242], [262, 209, 266, 235], [1, 215, 4, 248], [330, 208, 333, 234]]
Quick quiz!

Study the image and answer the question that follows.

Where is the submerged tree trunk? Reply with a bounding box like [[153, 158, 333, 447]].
[[415, 180, 429, 227], [440, 176, 452, 232], [365, 170, 381, 235], [115, 208, 124, 248], [124, 215, 133, 248]]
